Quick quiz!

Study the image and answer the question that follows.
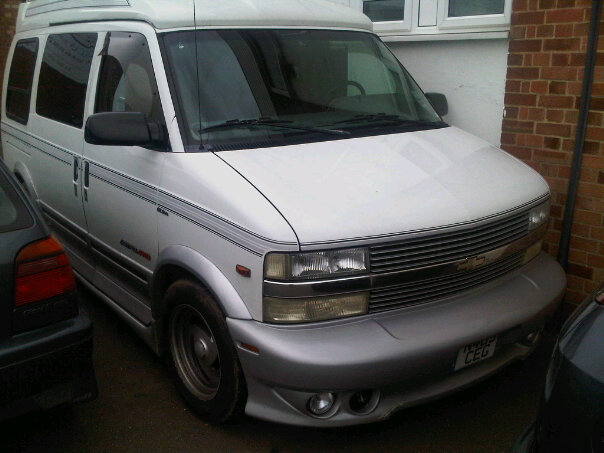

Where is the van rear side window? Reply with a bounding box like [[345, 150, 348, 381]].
[[36, 33, 97, 128], [6, 39, 39, 125]]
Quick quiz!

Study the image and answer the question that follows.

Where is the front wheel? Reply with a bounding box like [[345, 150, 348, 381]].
[[165, 280, 246, 423]]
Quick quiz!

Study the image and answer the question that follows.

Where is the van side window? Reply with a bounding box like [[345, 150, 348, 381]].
[[5, 38, 39, 125], [36, 33, 97, 128], [95, 32, 164, 126]]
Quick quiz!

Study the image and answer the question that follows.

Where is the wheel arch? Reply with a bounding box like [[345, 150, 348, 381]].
[[152, 245, 253, 349]]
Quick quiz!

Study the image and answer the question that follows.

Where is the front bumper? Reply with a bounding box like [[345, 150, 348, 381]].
[[0, 314, 98, 421], [228, 253, 566, 427]]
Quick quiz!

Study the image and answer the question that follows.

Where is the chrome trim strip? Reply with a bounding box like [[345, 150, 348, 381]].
[[87, 161, 297, 252], [263, 224, 547, 298], [39, 201, 88, 241], [299, 194, 550, 250], [89, 235, 151, 284], [73, 269, 160, 354], [156, 192, 295, 255], [1, 123, 296, 254], [157, 189, 298, 247], [1, 124, 74, 165]]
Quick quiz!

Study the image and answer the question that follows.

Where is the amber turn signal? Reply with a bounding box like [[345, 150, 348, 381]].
[[236, 265, 251, 278]]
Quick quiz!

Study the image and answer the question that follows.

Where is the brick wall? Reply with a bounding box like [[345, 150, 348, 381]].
[[502, 0, 604, 304], [0, 0, 20, 105]]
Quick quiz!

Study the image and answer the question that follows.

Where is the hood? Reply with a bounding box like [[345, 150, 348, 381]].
[[218, 126, 549, 246]]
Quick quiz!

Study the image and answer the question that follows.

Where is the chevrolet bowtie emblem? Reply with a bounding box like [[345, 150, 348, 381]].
[[457, 255, 487, 272]]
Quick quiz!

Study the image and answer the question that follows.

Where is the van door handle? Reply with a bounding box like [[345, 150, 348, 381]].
[[83, 161, 89, 202], [73, 156, 79, 197], [73, 157, 79, 181]]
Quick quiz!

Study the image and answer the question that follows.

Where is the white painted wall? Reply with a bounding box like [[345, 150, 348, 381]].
[[325, 0, 509, 145], [385, 39, 509, 146]]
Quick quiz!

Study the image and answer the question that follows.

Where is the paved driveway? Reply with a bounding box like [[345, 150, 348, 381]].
[[1, 287, 554, 453]]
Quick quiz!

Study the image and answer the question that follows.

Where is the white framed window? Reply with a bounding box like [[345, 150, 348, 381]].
[[438, 0, 511, 31], [350, 0, 413, 33], [332, 0, 511, 40]]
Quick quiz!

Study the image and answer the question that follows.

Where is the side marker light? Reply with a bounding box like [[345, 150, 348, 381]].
[[236, 265, 251, 278]]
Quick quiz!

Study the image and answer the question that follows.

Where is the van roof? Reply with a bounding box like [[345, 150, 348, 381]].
[[17, 0, 373, 33]]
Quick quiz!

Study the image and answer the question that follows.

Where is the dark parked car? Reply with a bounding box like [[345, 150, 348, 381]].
[[0, 158, 97, 420], [514, 285, 604, 453]]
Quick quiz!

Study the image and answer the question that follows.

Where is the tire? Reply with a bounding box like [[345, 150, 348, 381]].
[[164, 280, 247, 423]]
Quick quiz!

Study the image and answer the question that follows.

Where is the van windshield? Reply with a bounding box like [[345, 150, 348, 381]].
[[162, 29, 446, 151]]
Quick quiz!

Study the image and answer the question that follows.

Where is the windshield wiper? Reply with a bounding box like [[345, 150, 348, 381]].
[[199, 117, 350, 141], [331, 113, 446, 128]]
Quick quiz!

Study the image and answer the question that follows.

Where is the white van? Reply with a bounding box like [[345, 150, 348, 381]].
[[1, 0, 565, 427]]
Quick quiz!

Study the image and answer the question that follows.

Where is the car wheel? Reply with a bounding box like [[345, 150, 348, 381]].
[[164, 280, 246, 423]]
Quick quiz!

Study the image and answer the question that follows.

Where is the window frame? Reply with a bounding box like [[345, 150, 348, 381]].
[[159, 28, 444, 152], [94, 32, 165, 121], [437, 0, 511, 31], [93, 31, 168, 151], [351, 0, 413, 33], [5, 38, 39, 126], [35, 32, 98, 129], [342, 0, 511, 39]]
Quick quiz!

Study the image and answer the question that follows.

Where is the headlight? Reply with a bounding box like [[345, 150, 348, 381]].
[[528, 201, 550, 230], [263, 292, 369, 323], [264, 248, 368, 280]]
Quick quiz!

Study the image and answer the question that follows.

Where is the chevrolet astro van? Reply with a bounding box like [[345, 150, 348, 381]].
[[1, 0, 566, 426]]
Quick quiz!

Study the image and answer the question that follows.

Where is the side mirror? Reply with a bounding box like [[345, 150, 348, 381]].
[[425, 92, 449, 117], [85, 112, 165, 147]]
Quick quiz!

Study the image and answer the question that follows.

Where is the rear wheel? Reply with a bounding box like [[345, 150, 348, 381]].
[[165, 280, 246, 423]]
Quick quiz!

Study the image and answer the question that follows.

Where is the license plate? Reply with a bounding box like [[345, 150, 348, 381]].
[[454, 336, 498, 371]]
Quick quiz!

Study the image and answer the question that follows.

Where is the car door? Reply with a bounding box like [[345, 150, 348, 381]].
[[29, 32, 99, 281], [82, 30, 168, 324]]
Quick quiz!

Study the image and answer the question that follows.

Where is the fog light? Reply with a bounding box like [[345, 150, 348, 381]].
[[522, 331, 541, 346], [307, 393, 335, 416], [349, 390, 373, 413], [264, 292, 369, 323]]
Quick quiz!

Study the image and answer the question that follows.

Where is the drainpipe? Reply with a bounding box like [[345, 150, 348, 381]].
[[557, 0, 602, 270]]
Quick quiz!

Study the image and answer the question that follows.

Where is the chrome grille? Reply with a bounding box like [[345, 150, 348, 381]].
[[369, 211, 529, 274], [369, 252, 524, 313]]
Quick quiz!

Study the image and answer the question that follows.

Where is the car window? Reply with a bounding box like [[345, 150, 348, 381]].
[[5, 38, 39, 125], [0, 172, 33, 233], [95, 32, 164, 126], [36, 33, 97, 128]]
